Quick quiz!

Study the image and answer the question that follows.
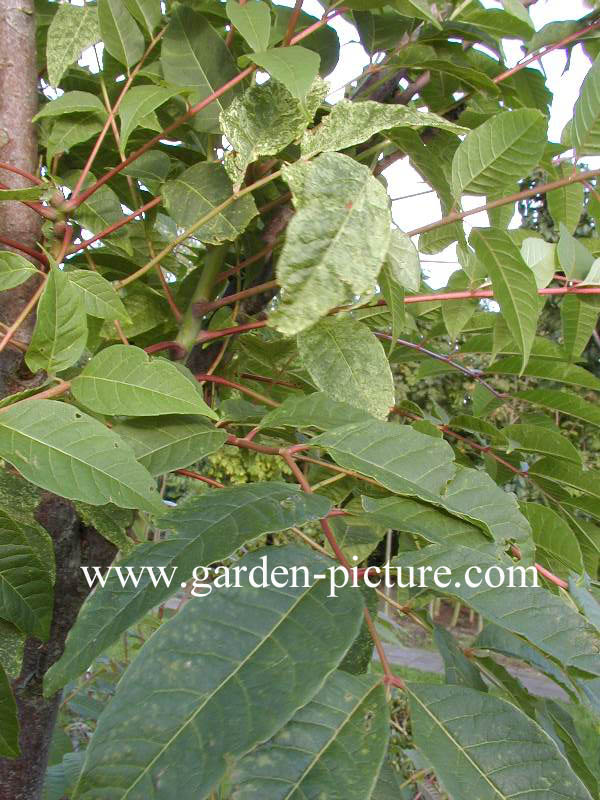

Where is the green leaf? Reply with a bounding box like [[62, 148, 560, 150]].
[[0, 186, 47, 201], [547, 164, 584, 233], [557, 223, 595, 281], [407, 683, 593, 800], [67, 270, 130, 322], [489, 356, 600, 391], [72, 546, 364, 800], [270, 152, 391, 335], [26, 268, 88, 374], [396, 0, 441, 28], [73, 502, 135, 556], [529, 457, 600, 501], [69, 181, 131, 251], [98, 0, 144, 68], [520, 237, 556, 289], [44, 113, 104, 164], [0, 400, 163, 513], [433, 625, 487, 690], [313, 419, 456, 497], [297, 317, 395, 420], [397, 542, 600, 675], [247, 47, 320, 100], [384, 228, 421, 292], [300, 100, 466, 157], [226, 0, 271, 52], [46, 4, 101, 88], [119, 86, 181, 153], [573, 54, 600, 155], [451, 109, 547, 198], [0, 252, 39, 291], [220, 79, 310, 189], [522, 502, 583, 575], [113, 416, 228, 475], [121, 150, 171, 194], [71, 344, 218, 419], [161, 7, 240, 133], [379, 262, 406, 354], [503, 423, 581, 464], [44, 483, 332, 695], [163, 162, 257, 244], [0, 509, 53, 639], [122, 0, 162, 36], [0, 662, 18, 758], [562, 294, 598, 361], [517, 388, 600, 428], [33, 91, 106, 121], [230, 670, 389, 799], [260, 391, 373, 431], [581, 257, 600, 286], [471, 228, 539, 371]]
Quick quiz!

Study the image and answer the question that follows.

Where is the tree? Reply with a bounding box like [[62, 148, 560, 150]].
[[1, 0, 600, 798]]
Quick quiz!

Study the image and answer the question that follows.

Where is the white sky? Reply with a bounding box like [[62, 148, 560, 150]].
[[281, 0, 596, 286]]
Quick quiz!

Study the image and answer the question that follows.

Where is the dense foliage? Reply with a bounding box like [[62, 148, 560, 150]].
[[1, 0, 600, 798]]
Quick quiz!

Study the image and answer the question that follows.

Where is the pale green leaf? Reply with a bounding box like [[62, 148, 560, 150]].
[[0, 662, 18, 758], [113, 416, 228, 475], [0, 252, 39, 291], [98, 0, 144, 68], [72, 546, 364, 800], [396, 0, 441, 28], [557, 223, 595, 280], [433, 625, 487, 690], [247, 47, 320, 100], [451, 110, 547, 198], [562, 294, 598, 361], [119, 86, 181, 153], [163, 162, 257, 244], [313, 419, 456, 497], [71, 344, 218, 419], [26, 268, 88, 374], [230, 670, 389, 799], [226, 0, 271, 52], [300, 100, 466, 157], [547, 164, 585, 233], [33, 91, 106, 121], [67, 270, 130, 322], [0, 509, 53, 640], [221, 80, 310, 189], [581, 257, 600, 286], [384, 228, 420, 292], [45, 484, 332, 696], [503, 423, 581, 464], [523, 502, 583, 575], [46, 4, 101, 88], [0, 400, 163, 512], [123, 0, 162, 36], [270, 152, 391, 336], [573, 54, 600, 155], [161, 7, 240, 132], [297, 317, 395, 420], [471, 228, 539, 371], [260, 391, 373, 431], [407, 683, 593, 800], [520, 237, 556, 289]]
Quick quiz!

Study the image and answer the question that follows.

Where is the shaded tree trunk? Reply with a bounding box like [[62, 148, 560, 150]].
[[0, 4, 117, 798]]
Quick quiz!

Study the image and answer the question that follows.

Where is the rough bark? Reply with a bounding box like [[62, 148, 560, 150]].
[[0, 0, 41, 397]]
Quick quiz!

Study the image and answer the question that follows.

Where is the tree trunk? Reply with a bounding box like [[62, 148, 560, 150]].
[[0, 4, 117, 798]]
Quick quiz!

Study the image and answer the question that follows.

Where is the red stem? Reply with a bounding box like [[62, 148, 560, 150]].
[[68, 196, 162, 254], [175, 468, 225, 489], [196, 373, 279, 407], [0, 234, 48, 266], [0, 161, 42, 184], [65, 10, 343, 210]]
